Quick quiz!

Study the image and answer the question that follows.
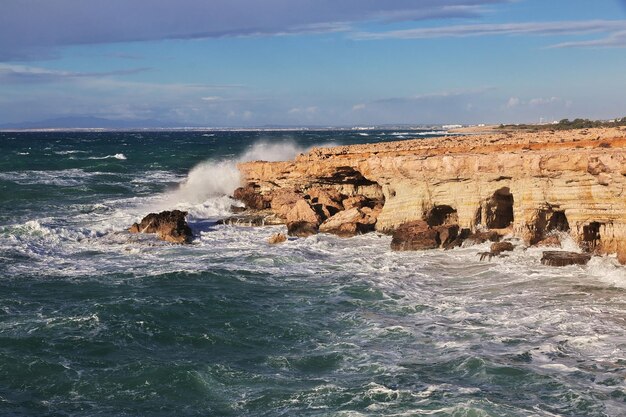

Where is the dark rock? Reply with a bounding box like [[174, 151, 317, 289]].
[[305, 187, 345, 221], [541, 251, 592, 267], [434, 224, 459, 247], [217, 212, 283, 227], [391, 220, 440, 251], [287, 221, 319, 237], [128, 210, 192, 244], [233, 184, 271, 210], [464, 230, 502, 246], [230, 205, 247, 213], [443, 228, 471, 250], [490, 241, 515, 255]]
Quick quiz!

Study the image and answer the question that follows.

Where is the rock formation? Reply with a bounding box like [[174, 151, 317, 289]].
[[268, 233, 287, 244], [129, 210, 192, 244], [236, 127, 626, 264], [541, 251, 592, 267]]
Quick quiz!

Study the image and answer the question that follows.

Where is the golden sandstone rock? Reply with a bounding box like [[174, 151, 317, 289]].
[[237, 127, 626, 262]]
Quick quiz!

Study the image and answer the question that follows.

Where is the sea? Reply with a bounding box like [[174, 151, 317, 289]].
[[0, 129, 625, 417]]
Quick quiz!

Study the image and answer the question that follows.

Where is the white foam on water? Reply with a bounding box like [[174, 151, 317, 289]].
[[54, 150, 88, 155], [0, 169, 97, 186], [155, 140, 313, 214], [88, 153, 127, 160]]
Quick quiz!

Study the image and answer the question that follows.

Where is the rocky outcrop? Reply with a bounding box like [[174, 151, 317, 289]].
[[129, 210, 192, 244], [236, 127, 626, 261], [491, 241, 515, 255], [319, 207, 376, 237], [541, 251, 592, 267], [390, 220, 442, 251]]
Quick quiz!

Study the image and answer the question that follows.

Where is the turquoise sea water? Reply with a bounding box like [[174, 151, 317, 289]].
[[1, 130, 625, 416]]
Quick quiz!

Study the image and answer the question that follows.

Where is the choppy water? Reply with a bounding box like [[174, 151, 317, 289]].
[[1, 130, 625, 416]]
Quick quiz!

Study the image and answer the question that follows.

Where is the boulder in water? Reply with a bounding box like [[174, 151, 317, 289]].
[[490, 241, 515, 255], [541, 251, 591, 267], [129, 210, 192, 244], [268, 233, 287, 244]]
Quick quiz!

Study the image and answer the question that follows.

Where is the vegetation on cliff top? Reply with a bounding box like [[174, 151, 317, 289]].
[[501, 117, 626, 131]]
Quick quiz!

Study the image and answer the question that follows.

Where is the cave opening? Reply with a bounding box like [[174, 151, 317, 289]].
[[426, 205, 458, 227], [486, 187, 514, 229], [547, 211, 570, 233], [582, 221, 602, 252]]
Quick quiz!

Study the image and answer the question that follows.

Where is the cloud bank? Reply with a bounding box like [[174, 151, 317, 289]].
[[0, 0, 507, 60]]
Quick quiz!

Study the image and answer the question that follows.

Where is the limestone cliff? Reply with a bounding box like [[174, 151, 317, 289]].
[[237, 127, 626, 260]]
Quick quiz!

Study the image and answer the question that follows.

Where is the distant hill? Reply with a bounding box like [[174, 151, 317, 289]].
[[0, 116, 183, 130]]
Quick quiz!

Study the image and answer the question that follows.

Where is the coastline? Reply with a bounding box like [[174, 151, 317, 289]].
[[233, 127, 626, 264]]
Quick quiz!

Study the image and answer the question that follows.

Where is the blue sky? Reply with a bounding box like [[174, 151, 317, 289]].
[[1, 0, 626, 127]]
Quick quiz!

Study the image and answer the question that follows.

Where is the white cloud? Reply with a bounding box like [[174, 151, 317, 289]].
[[352, 103, 366, 111], [0, 0, 507, 61], [529, 96, 562, 106], [352, 19, 626, 41], [201, 96, 222, 102], [549, 30, 626, 48], [506, 97, 520, 108]]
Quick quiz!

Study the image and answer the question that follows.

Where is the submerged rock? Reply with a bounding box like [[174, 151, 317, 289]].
[[268, 233, 287, 244], [541, 251, 592, 267], [129, 210, 192, 244]]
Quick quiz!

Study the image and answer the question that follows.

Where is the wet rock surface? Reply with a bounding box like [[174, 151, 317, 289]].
[[541, 251, 592, 267], [129, 210, 192, 244]]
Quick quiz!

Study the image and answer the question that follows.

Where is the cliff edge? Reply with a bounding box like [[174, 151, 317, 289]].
[[237, 127, 626, 263]]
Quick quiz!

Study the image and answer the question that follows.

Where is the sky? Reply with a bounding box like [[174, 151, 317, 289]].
[[1, 0, 626, 127]]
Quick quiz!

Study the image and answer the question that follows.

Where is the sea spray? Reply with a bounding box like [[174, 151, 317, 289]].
[[158, 141, 319, 216]]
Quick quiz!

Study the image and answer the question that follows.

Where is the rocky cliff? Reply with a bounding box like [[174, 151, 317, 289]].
[[237, 127, 626, 262]]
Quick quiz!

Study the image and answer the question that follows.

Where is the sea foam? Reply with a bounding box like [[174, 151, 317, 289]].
[[158, 141, 312, 215]]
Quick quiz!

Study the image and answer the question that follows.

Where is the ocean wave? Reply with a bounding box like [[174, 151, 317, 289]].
[[54, 150, 89, 155], [157, 141, 313, 210], [88, 153, 127, 160], [0, 169, 95, 186]]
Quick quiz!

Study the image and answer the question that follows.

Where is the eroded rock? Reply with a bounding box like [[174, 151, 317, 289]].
[[129, 210, 192, 244], [319, 208, 375, 237], [270, 189, 303, 219], [491, 241, 515, 255], [268, 233, 287, 244], [287, 221, 319, 237], [286, 199, 321, 226], [541, 251, 591, 267], [233, 184, 271, 210], [391, 220, 440, 251]]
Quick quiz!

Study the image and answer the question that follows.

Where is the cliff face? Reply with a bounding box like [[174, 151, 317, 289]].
[[238, 127, 626, 259]]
